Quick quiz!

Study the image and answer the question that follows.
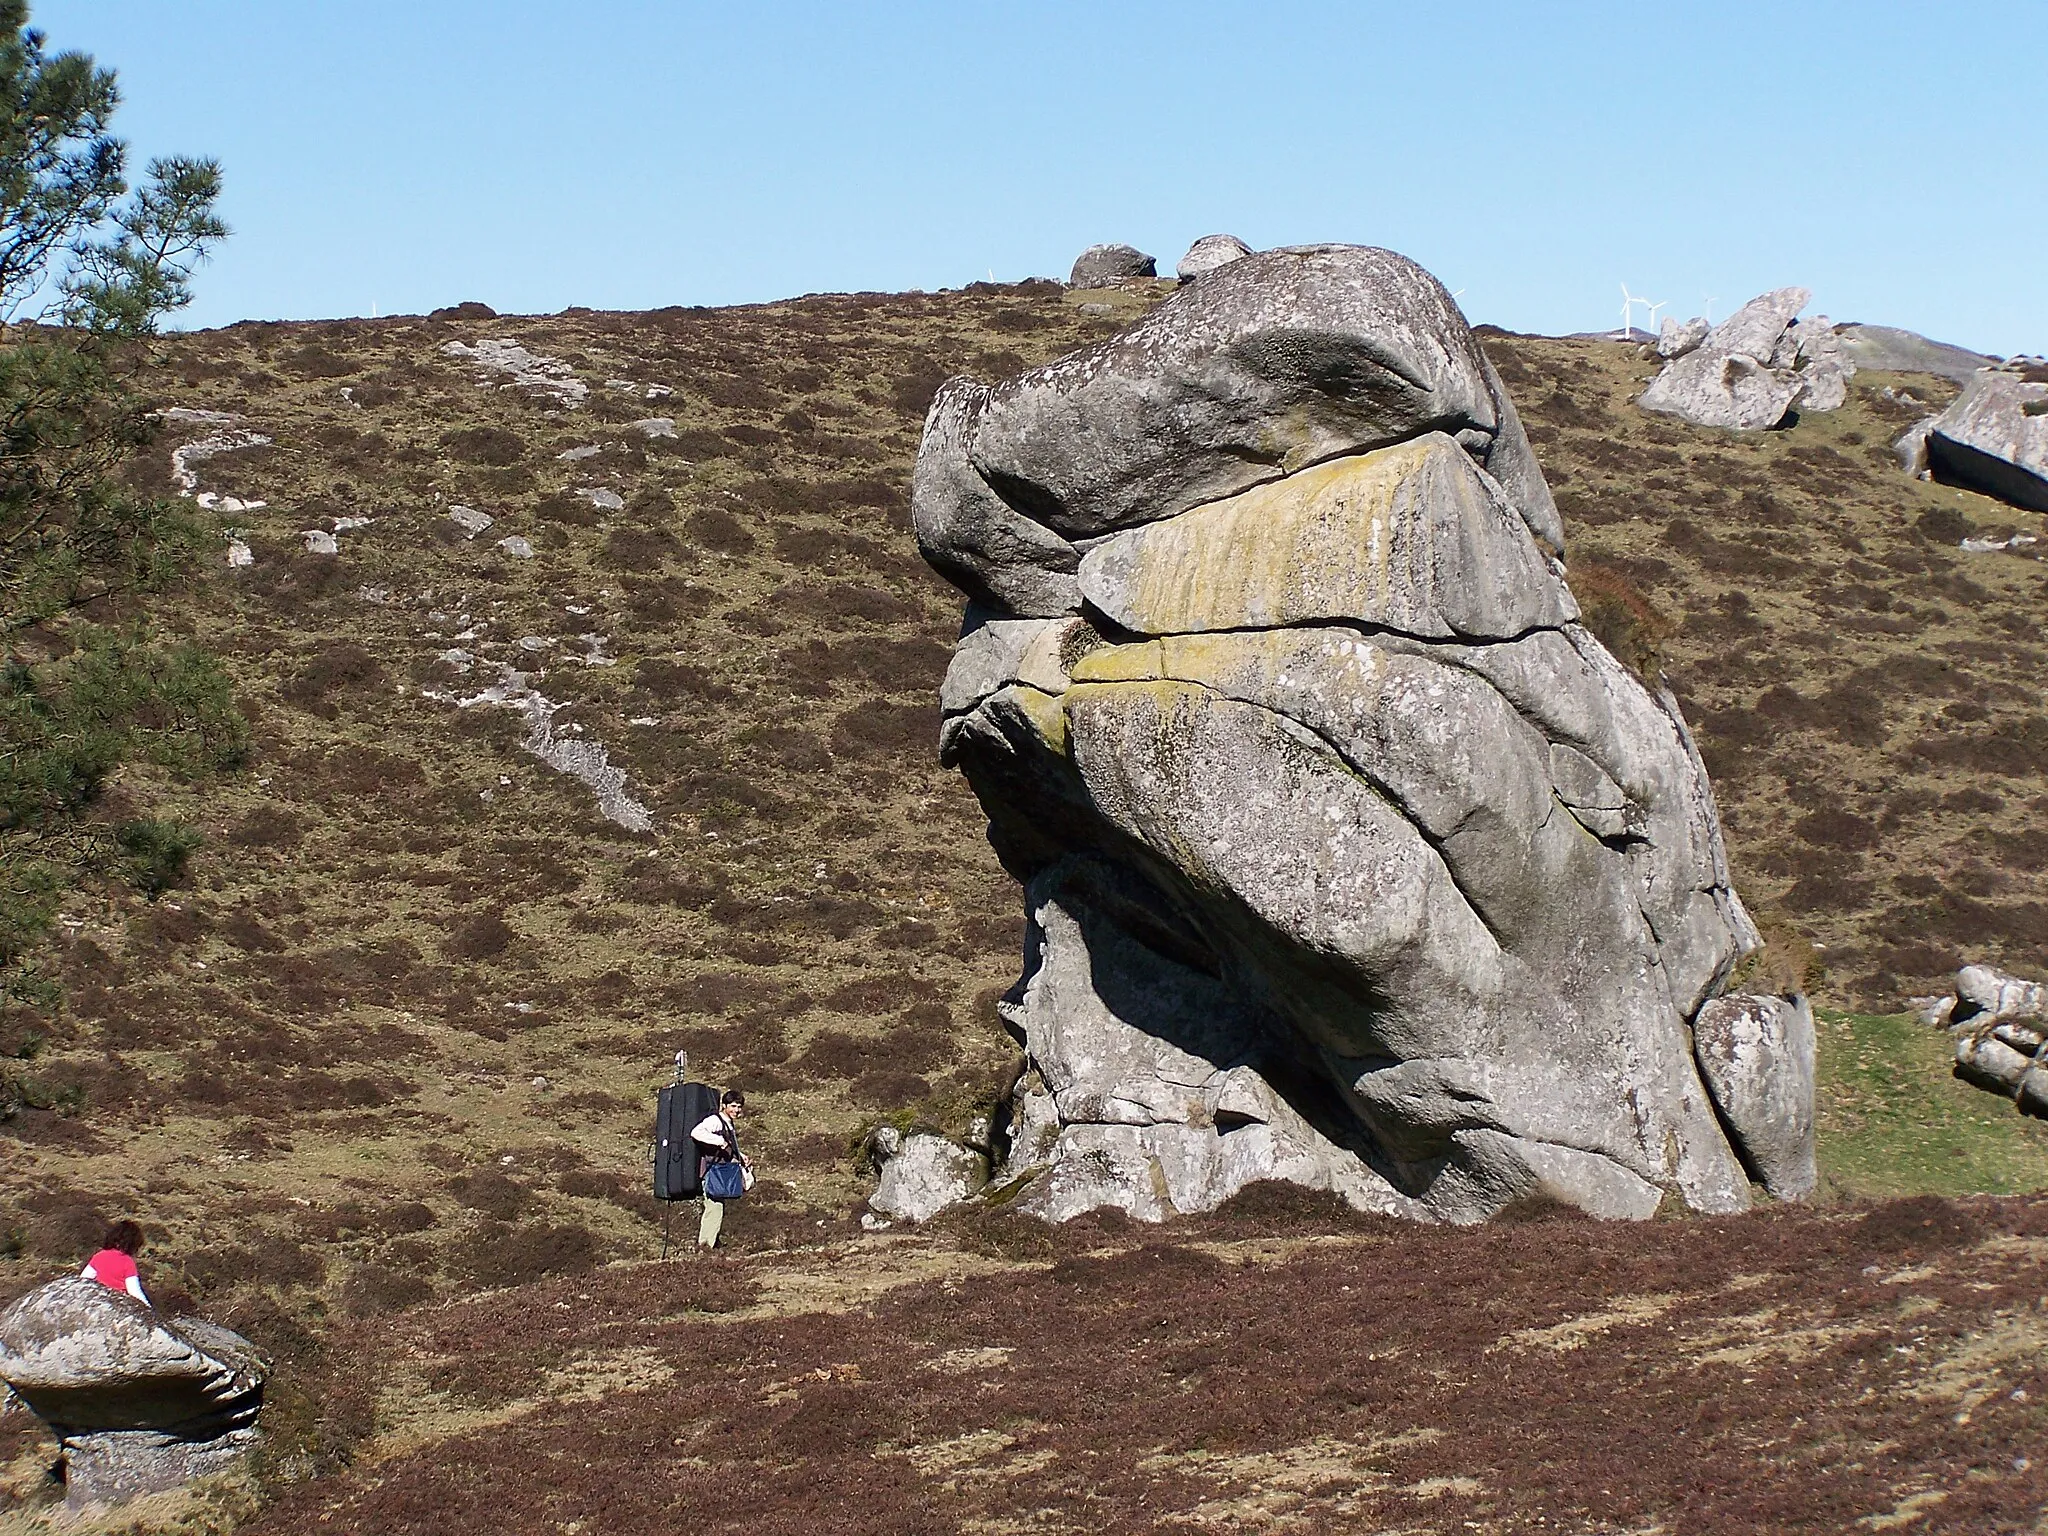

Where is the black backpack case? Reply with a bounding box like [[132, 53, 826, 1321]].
[[653, 1080, 720, 1201]]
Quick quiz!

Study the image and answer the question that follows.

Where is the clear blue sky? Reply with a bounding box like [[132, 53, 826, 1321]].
[[39, 1, 2047, 354]]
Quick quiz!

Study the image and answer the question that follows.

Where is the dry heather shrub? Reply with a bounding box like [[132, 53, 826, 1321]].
[[443, 910, 515, 960], [1568, 561, 1675, 685], [830, 701, 940, 758], [449, 1169, 532, 1219], [1855, 1194, 1983, 1254], [1729, 914, 1824, 996], [685, 504, 753, 554], [340, 1264, 434, 1316], [440, 425, 527, 465], [280, 640, 381, 716], [226, 804, 304, 848], [455, 1220, 599, 1287]]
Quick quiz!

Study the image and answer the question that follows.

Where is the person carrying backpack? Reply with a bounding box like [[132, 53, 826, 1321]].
[[690, 1089, 751, 1249], [81, 1220, 151, 1305]]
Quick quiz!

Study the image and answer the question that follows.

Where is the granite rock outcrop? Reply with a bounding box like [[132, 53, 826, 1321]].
[[1639, 288, 1853, 429], [0, 1279, 267, 1507], [914, 243, 1811, 1226]]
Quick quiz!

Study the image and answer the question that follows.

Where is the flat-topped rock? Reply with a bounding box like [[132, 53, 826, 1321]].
[[0, 1278, 267, 1507]]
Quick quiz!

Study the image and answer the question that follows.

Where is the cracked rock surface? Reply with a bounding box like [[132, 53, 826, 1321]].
[[1638, 287, 1853, 430], [915, 244, 1812, 1224]]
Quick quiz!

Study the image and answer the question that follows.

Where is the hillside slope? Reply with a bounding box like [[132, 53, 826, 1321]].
[[4, 277, 2048, 1414]]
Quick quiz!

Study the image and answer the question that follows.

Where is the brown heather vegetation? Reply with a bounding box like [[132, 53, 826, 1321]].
[[245, 1193, 2048, 1535], [4, 279, 2048, 1531]]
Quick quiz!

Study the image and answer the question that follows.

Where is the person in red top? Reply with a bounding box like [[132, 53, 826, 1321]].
[[81, 1220, 151, 1306]]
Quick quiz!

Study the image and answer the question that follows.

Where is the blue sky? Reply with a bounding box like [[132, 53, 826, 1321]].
[[40, 1, 2047, 353]]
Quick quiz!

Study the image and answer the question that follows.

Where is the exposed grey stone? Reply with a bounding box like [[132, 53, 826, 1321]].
[[870, 1134, 988, 1223], [1693, 993, 1817, 1199], [1658, 315, 1709, 359], [1789, 318, 1852, 413], [447, 505, 495, 537], [576, 487, 626, 512], [1639, 288, 1853, 429], [441, 338, 589, 407], [1068, 243, 1157, 287], [629, 417, 678, 438], [1896, 417, 1934, 477], [300, 529, 338, 556], [496, 536, 535, 559], [1957, 1030, 2036, 1094], [0, 1279, 266, 1508], [1923, 367, 2048, 512], [937, 245, 1563, 567], [1835, 324, 1998, 383], [918, 242, 1797, 1227], [911, 378, 1081, 618], [1176, 234, 1253, 280], [436, 667, 655, 833], [1956, 962, 2048, 1024]]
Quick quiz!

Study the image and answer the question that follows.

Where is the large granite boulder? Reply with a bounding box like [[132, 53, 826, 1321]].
[[916, 243, 1809, 1226], [1638, 288, 1853, 429], [1177, 233, 1254, 280], [1919, 363, 2048, 512], [0, 1279, 267, 1507], [1068, 243, 1157, 288]]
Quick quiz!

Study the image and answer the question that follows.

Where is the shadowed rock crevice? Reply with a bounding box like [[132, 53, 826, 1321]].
[[914, 244, 1811, 1225]]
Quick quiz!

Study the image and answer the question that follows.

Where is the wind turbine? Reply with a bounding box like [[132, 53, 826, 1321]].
[[1644, 297, 1668, 333], [1702, 294, 1718, 324], [1620, 282, 1646, 340]]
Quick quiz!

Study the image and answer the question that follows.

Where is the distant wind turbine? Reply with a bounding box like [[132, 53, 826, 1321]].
[[1644, 298, 1668, 333], [1702, 294, 1718, 324], [1620, 282, 1646, 339]]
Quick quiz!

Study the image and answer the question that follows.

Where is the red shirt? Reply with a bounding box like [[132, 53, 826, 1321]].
[[84, 1249, 139, 1292]]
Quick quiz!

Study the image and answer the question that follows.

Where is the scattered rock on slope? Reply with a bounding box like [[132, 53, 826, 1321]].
[[1067, 243, 1157, 287], [916, 242, 1811, 1226], [1923, 962, 2048, 1116], [1898, 361, 2048, 512], [1176, 233, 1254, 280], [0, 1279, 268, 1508], [1639, 287, 1853, 429]]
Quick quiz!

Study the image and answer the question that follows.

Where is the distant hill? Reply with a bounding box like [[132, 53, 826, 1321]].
[[4, 276, 2048, 1392]]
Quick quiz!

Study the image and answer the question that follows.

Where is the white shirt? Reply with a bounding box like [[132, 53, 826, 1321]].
[[690, 1111, 734, 1151]]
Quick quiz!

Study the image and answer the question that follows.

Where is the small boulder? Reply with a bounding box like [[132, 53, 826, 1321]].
[[1657, 315, 1709, 359], [1692, 993, 1817, 1199], [870, 1132, 988, 1223], [1068, 243, 1157, 288], [1922, 364, 2048, 512], [1176, 234, 1253, 280], [0, 1279, 267, 1508]]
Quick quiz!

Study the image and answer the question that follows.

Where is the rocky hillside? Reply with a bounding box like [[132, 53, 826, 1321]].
[[5, 276, 2048, 1477]]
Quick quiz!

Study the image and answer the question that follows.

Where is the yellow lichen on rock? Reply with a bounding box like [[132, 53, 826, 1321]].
[[1076, 432, 1573, 641]]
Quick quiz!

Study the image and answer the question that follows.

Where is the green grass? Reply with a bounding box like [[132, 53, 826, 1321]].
[[1814, 1006, 2048, 1197]]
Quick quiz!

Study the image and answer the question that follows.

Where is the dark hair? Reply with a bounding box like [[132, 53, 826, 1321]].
[[102, 1220, 143, 1256], [721, 1089, 746, 1109]]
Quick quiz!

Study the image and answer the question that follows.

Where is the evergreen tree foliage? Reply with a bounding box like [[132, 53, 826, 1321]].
[[0, 0, 240, 1006]]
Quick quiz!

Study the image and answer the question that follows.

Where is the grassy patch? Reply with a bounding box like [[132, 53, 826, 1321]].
[[1815, 1007, 2048, 1196]]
